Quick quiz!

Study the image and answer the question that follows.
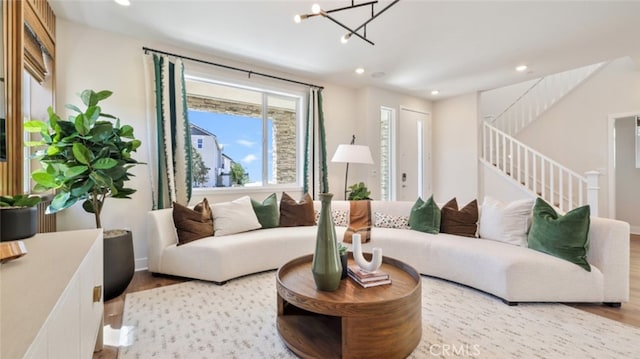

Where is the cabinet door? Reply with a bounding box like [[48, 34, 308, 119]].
[[47, 278, 82, 358], [80, 236, 104, 357]]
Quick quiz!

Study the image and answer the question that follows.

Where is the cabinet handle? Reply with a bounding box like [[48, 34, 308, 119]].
[[93, 285, 102, 302]]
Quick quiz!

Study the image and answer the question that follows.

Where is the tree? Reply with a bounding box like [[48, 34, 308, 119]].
[[230, 162, 249, 186], [191, 147, 209, 187]]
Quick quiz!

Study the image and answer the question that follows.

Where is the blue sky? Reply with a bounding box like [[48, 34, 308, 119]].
[[188, 110, 272, 184]]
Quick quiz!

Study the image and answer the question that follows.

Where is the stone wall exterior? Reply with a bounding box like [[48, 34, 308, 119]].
[[187, 95, 297, 184]]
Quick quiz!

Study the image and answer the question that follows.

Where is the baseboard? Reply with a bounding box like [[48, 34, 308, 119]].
[[135, 257, 148, 271], [631, 226, 640, 235]]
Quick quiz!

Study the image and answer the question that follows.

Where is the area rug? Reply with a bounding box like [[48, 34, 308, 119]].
[[118, 271, 640, 358]]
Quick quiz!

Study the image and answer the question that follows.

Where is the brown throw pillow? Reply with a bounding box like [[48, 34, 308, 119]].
[[440, 198, 478, 238], [172, 198, 214, 245], [279, 192, 316, 227]]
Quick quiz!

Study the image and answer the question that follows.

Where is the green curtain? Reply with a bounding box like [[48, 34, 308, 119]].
[[143, 54, 192, 209], [303, 88, 329, 196]]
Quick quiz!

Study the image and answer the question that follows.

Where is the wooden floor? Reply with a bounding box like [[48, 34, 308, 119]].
[[93, 234, 640, 359]]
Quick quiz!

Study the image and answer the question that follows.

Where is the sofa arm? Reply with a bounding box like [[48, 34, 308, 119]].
[[147, 208, 178, 272], [587, 217, 630, 302]]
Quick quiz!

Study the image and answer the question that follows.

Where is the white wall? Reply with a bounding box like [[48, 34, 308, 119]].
[[516, 57, 640, 217], [615, 116, 640, 233], [55, 19, 430, 268], [431, 93, 479, 204], [352, 87, 432, 201]]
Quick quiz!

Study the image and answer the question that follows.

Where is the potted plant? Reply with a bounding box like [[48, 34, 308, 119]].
[[25, 89, 143, 300], [347, 182, 372, 200], [0, 194, 41, 241], [339, 243, 348, 279]]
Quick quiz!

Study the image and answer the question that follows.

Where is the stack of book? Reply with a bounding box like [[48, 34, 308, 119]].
[[347, 265, 392, 288]]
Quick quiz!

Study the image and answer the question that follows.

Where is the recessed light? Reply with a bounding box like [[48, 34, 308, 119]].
[[114, 0, 130, 6], [355, 68, 365, 75], [516, 65, 528, 72], [431, 90, 440, 95], [371, 72, 386, 78]]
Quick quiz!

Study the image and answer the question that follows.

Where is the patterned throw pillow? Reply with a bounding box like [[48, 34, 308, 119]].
[[373, 212, 410, 229], [314, 209, 349, 227]]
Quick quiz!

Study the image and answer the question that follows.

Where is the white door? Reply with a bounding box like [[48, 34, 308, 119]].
[[396, 108, 431, 201]]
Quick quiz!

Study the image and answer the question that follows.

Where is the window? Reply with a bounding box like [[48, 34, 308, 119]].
[[380, 107, 395, 200], [185, 78, 302, 189]]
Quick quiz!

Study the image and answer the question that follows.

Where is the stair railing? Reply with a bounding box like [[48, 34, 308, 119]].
[[490, 62, 605, 136], [481, 122, 599, 215]]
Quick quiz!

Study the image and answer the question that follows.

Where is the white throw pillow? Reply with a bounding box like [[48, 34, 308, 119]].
[[479, 196, 534, 246], [211, 196, 262, 236]]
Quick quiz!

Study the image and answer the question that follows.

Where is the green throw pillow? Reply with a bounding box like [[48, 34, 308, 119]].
[[409, 195, 441, 234], [251, 193, 279, 229], [527, 198, 591, 271]]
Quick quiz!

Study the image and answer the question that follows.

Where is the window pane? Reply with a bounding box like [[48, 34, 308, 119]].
[[185, 78, 299, 189], [380, 107, 394, 200]]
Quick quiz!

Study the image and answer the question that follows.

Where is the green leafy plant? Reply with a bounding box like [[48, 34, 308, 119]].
[[338, 243, 348, 256], [25, 89, 142, 228], [347, 182, 371, 200], [230, 162, 248, 185], [0, 194, 41, 208]]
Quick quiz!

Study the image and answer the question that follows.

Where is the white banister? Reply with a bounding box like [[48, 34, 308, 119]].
[[490, 62, 605, 136], [481, 122, 599, 212], [585, 171, 600, 216]]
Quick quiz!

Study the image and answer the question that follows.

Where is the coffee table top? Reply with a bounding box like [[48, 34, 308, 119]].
[[276, 253, 421, 316]]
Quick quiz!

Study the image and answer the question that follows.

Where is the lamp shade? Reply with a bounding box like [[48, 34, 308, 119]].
[[331, 144, 374, 164]]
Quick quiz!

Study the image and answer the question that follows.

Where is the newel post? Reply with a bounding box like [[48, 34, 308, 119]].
[[585, 170, 600, 217]]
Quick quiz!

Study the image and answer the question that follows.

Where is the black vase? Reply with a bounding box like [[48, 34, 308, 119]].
[[104, 229, 135, 301], [340, 253, 348, 279], [0, 207, 37, 242]]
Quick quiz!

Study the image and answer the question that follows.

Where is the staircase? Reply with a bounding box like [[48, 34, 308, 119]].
[[481, 122, 599, 215], [481, 62, 605, 214], [489, 62, 605, 136]]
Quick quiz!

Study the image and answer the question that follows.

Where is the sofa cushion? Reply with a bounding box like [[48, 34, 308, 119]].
[[479, 196, 533, 246], [409, 195, 440, 234], [279, 192, 316, 227], [440, 198, 478, 238], [527, 198, 591, 272], [172, 198, 213, 246], [374, 212, 410, 229], [212, 196, 262, 236], [251, 193, 279, 229]]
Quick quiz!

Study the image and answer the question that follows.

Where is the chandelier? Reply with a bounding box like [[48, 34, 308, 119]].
[[294, 1, 401, 46]]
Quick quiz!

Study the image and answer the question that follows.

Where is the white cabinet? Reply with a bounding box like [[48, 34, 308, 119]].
[[0, 229, 104, 359]]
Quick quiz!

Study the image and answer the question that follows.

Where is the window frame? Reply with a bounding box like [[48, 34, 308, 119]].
[[184, 74, 307, 194]]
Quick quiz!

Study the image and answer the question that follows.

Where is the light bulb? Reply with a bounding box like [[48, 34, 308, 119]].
[[516, 65, 528, 72], [311, 3, 322, 14], [294, 14, 302, 23], [341, 33, 352, 44], [114, 0, 130, 6]]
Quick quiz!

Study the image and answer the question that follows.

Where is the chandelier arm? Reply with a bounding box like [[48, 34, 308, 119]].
[[324, 14, 374, 45], [325, 1, 378, 14], [351, 0, 401, 35]]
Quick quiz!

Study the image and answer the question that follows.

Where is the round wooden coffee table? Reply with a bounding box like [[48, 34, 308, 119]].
[[276, 253, 422, 359]]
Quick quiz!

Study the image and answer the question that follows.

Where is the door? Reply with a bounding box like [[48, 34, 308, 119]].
[[396, 108, 431, 201]]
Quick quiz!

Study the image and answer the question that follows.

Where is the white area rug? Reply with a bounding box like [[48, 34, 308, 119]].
[[119, 271, 640, 358]]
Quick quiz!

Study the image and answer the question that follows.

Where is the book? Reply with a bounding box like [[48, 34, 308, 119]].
[[348, 271, 392, 288], [347, 265, 389, 282]]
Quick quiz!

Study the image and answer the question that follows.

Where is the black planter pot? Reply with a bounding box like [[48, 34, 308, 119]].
[[340, 253, 348, 279], [0, 207, 37, 242], [104, 229, 135, 301]]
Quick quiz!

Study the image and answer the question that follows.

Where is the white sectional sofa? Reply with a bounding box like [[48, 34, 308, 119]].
[[147, 200, 630, 306]]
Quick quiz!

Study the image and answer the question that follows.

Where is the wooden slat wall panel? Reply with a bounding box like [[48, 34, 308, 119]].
[[36, 194, 56, 233], [0, 0, 24, 196]]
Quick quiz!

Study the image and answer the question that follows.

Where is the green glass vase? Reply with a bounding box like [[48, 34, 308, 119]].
[[312, 193, 342, 291]]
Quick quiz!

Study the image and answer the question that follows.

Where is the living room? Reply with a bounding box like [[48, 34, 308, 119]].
[[1, 1, 640, 358]]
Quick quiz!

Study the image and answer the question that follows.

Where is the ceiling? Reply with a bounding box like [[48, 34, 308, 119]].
[[49, 0, 640, 100]]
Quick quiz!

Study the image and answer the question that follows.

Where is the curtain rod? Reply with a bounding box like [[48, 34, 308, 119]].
[[142, 47, 324, 90]]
